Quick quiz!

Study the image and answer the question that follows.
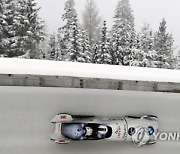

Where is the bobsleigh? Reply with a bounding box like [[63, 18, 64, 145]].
[[51, 113, 158, 147]]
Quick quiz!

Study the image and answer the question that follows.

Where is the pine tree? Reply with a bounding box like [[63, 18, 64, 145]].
[[13, 0, 30, 57], [129, 48, 145, 67], [0, 0, 5, 56], [0, 0, 45, 58], [57, 28, 67, 60], [97, 21, 111, 64], [111, 0, 135, 65], [67, 16, 82, 62], [176, 49, 180, 69], [82, 0, 101, 46], [58, 0, 86, 62], [130, 25, 158, 68], [154, 18, 175, 69], [129, 34, 144, 67], [92, 43, 99, 63], [137, 23, 158, 68], [1, 0, 21, 57], [139, 23, 154, 52], [130, 49, 158, 68], [58, 0, 77, 61], [48, 33, 56, 60], [78, 28, 92, 63], [112, 0, 134, 31], [25, 0, 45, 59]]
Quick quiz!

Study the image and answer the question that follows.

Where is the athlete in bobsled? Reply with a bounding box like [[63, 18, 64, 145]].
[[51, 113, 158, 147]]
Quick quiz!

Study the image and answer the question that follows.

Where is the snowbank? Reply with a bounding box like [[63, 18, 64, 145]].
[[0, 58, 180, 83]]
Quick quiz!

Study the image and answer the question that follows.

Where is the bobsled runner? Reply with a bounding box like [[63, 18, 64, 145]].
[[51, 113, 158, 147]]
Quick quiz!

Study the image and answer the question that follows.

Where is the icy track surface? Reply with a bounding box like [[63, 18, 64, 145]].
[[0, 86, 180, 154], [1, 58, 180, 83]]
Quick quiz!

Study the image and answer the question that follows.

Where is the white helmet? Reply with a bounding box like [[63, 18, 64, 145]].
[[85, 127, 93, 136], [98, 125, 108, 135]]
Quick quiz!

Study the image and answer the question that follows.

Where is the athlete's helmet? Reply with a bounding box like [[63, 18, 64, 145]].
[[61, 124, 84, 139], [98, 125, 108, 135]]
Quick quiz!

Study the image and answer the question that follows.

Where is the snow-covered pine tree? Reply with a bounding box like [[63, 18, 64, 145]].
[[82, 0, 101, 46], [48, 33, 56, 60], [138, 22, 158, 68], [67, 16, 82, 62], [129, 34, 144, 67], [57, 0, 78, 61], [111, 0, 135, 65], [97, 21, 111, 64], [58, 0, 85, 62], [78, 28, 92, 63], [176, 49, 180, 69], [25, 0, 45, 59], [129, 48, 145, 67], [92, 43, 99, 63], [13, 0, 30, 57], [130, 49, 158, 68], [0, 0, 45, 58], [58, 0, 77, 61], [0, 0, 5, 56], [139, 23, 154, 52], [57, 28, 67, 60], [0, 0, 22, 57], [154, 18, 175, 69]]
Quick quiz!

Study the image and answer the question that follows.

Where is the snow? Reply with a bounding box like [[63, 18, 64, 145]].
[[0, 58, 180, 83]]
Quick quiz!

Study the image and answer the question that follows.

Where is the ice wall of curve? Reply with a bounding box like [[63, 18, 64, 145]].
[[0, 87, 179, 154]]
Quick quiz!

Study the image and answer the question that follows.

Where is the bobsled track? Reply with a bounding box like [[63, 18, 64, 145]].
[[0, 86, 180, 154]]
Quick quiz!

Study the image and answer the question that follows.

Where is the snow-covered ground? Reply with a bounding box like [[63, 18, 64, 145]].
[[1, 58, 180, 83], [0, 86, 180, 154]]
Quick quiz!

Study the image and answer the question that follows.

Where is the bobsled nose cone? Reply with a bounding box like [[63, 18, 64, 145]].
[[51, 115, 59, 123]]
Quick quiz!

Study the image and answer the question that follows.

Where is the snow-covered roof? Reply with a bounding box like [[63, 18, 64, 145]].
[[0, 58, 180, 83]]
